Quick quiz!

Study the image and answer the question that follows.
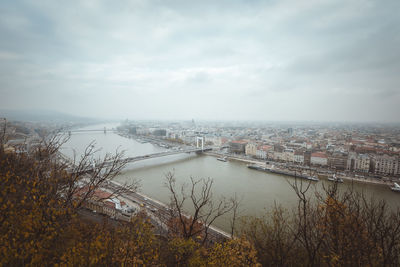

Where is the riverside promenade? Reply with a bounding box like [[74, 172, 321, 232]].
[[205, 151, 394, 188]]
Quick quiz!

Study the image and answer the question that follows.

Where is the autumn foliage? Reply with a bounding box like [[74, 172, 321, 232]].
[[241, 181, 400, 266], [0, 144, 260, 266]]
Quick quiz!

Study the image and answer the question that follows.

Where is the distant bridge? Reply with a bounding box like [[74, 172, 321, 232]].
[[68, 129, 116, 132], [63, 128, 117, 134], [105, 147, 212, 166]]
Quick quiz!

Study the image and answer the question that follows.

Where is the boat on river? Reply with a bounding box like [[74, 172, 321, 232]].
[[391, 182, 400, 192], [217, 156, 228, 162], [328, 174, 344, 183], [247, 164, 319, 182]]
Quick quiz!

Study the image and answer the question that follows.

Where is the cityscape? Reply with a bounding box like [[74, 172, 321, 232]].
[[118, 120, 400, 181], [5, 118, 400, 184], [1, 0, 400, 266]]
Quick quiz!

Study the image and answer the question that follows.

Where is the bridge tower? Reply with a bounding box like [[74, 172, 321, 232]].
[[196, 136, 205, 151], [104, 127, 106, 134]]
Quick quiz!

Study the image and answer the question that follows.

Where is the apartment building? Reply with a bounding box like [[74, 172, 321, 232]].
[[311, 152, 328, 166], [245, 143, 257, 156], [256, 145, 273, 159], [371, 154, 400, 176], [229, 140, 248, 154], [294, 150, 304, 164], [328, 152, 348, 170], [347, 152, 371, 173]]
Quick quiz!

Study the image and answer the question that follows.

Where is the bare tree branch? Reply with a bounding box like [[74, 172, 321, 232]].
[[164, 172, 239, 244]]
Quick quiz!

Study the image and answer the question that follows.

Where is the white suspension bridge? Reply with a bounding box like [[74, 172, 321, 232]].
[[61, 136, 210, 171]]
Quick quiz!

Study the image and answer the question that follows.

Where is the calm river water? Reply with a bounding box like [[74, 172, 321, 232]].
[[62, 123, 400, 231]]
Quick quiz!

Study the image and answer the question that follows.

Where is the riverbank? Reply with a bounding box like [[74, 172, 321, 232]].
[[116, 132, 186, 150], [109, 180, 231, 239], [205, 151, 394, 188]]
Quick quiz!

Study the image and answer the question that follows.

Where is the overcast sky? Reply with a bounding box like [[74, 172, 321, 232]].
[[0, 0, 399, 122]]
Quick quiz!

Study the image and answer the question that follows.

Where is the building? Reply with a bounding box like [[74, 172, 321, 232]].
[[76, 188, 133, 220], [310, 152, 328, 166], [6, 139, 28, 153], [272, 145, 285, 161], [294, 150, 304, 164], [245, 143, 257, 156], [347, 152, 370, 173], [328, 152, 348, 171], [304, 151, 312, 166], [371, 154, 400, 176], [229, 140, 248, 154], [136, 128, 150, 135], [152, 129, 167, 136], [205, 136, 223, 147], [103, 201, 117, 218], [128, 126, 137, 134], [256, 145, 272, 160], [256, 149, 267, 159], [283, 148, 295, 162], [85, 199, 104, 213], [302, 142, 313, 150]]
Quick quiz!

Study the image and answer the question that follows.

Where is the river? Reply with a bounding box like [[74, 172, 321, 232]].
[[61, 123, 400, 232]]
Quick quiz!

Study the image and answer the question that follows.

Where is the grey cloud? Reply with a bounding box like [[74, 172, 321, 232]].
[[0, 0, 399, 122]]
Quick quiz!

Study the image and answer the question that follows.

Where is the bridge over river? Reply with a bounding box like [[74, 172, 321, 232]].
[[119, 147, 212, 164], [61, 147, 212, 172], [63, 128, 117, 134]]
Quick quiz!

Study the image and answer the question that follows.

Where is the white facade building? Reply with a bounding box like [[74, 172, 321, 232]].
[[256, 145, 272, 160], [294, 151, 304, 164], [311, 152, 328, 166], [283, 149, 294, 162], [245, 143, 257, 156], [372, 154, 400, 176], [347, 152, 370, 173]]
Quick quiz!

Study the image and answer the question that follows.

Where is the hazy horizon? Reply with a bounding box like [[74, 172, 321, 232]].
[[3, 108, 400, 126], [1, 1, 399, 122]]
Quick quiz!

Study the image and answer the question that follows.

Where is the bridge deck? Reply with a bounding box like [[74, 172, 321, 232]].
[[64, 129, 117, 133], [66, 147, 212, 171], [119, 147, 211, 164]]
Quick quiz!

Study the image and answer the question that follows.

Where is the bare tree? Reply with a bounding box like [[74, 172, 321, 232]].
[[164, 171, 239, 244], [288, 174, 325, 267], [229, 193, 242, 238], [32, 133, 139, 213], [0, 118, 7, 148]]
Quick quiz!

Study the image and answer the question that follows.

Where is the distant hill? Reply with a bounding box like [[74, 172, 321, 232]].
[[0, 109, 98, 123]]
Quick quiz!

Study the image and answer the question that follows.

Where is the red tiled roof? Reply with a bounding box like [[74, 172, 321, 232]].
[[351, 140, 365, 144], [74, 187, 112, 200], [311, 152, 327, 158], [231, 140, 248, 144], [93, 190, 112, 199], [260, 145, 272, 151]]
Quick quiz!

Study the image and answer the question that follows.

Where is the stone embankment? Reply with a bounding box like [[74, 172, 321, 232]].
[[205, 151, 394, 188]]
